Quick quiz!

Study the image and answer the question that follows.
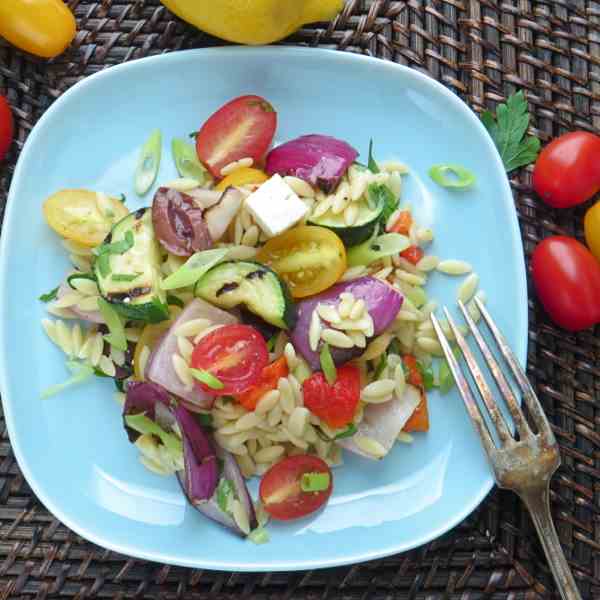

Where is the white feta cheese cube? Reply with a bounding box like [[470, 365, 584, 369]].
[[244, 174, 309, 237]]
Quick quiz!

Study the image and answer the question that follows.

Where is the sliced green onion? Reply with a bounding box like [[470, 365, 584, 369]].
[[334, 423, 357, 440], [405, 286, 427, 309], [266, 333, 278, 352], [347, 233, 410, 267], [111, 273, 140, 282], [418, 362, 435, 391], [161, 248, 229, 290], [172, 138, 209, 183], [97, 298, 128, 351], [438, 359, 454, 394], [135, 129, 162, 196], [190, 368, 225, 390], [368, 139, 379, 173], [428, 164, 475, 190], [95, 252, 111, 278], [319, 343, 337, 385], [67, 272, 96, 290], [166, 293, 184, 308], [38, 286, 59, 303], [124, 413, 183, 456], [300, 472, 331, 493], [293, 361, 312, 385], [216, 478, 234, 513], [373, 353, 387, 380], [41, 360, 94, 399], [247, 527, 270, 545]]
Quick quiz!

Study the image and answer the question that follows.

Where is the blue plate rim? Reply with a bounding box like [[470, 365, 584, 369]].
[[0, 45, 528, 571]]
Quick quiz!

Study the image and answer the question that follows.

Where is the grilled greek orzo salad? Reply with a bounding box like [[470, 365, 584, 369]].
[[39, 95, 485, 541]]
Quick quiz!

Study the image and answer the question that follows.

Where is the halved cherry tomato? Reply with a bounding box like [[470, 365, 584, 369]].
[[234, 356, 288, 411], [215, 167, 269, 192], [403, 389, 429, 432], [400, 245, 424, 265], [388, 210, 412, 235], [190, 324, 268, 395], [43, 189, 129, 248], [302, 365, 360, 428], [0, 95, 13, 162], [195, 95, 277, 178], [0, 0, 76, 59], [259, 455, 333, 521], [257, 226, 347, 298], [533, 131, 600, 208], [531, 236, 600, 331], [402, 355, 423, 387], [584, 201, 600, 261]]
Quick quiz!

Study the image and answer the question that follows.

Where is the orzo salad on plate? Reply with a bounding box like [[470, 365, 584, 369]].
[[39, 95, 485, 542]]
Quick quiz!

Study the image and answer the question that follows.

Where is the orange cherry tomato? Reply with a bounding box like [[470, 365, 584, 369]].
[[234, 357, 288, 411], [215, 167, 269, 192], [400, 245, 424, 265], [584, 201, 600, 262], [0, 0, 76, 59], [257, 226, 347, 298]]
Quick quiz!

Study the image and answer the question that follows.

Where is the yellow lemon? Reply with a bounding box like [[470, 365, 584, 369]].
[[160, 0, 344, 45]]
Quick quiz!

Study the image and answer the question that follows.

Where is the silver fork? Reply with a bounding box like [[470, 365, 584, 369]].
[[431, 298, 582, 600]]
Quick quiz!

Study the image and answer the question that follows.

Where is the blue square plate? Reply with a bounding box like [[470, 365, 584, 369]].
[[0, 47, 527, 571]]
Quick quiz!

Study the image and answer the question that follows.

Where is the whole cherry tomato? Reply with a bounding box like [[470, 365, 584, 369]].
[[0, 95, 13, 162], [533, 131, 600, 208], [531, 236, 600, 331]]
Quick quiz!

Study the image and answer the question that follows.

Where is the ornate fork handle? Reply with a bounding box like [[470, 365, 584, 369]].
[[520, 484, 581, 600]]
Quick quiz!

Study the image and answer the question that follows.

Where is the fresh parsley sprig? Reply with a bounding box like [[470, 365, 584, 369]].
[[481, 91, 541, 172]]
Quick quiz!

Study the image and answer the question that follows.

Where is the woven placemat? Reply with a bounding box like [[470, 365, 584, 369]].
[[1, 1, 599, 598]]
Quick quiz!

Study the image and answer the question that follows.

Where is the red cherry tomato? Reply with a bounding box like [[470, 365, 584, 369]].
[[259, 455, 333, 521], [195, 95, 277, 178], [533, 131, 600, 208], [0, 95, 13, 162], [531, 236, 600, 331], [400, 245, 424, 265], [302, 365, 360, 429], [190, 324, 268, 395]]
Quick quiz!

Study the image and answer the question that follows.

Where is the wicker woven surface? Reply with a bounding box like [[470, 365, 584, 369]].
[[0, 1, 599, 598]]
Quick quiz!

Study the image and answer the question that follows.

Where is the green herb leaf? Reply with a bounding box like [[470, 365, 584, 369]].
[[428, 164, 476, 190], [368, 139, 380, 173], [300, 472, 331, 493], [117, 193, 126, 203], [97, 298, 128, 351], [334, 423, 357, 440], [172, 138, 209, 183], [190, 368, 225, 390], [367, 182, 398, 224], [161, 248, 229, 290], [266, 333, 278, 352], [196, 413, 213, 428], [111, 273, 140, 282], [388, 339, 401, 356], [166, 293, 184, 308], [94, 230, 134, 257], [124, 413, 183, 455], [96, 253, 111, 278], [216, 478, 234, 514], [438, 359, 454, 394], [38, 286, 59, 303], [480, 91, 540, 172], [135, 129, 162, 196], [41, 360, 94, 399], [319, 343, 337, 385]]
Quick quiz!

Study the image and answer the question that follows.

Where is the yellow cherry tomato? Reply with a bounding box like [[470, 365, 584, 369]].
[[215, 167, 269, 191], [584, 200, 600, 261], [257, 226, 347, 298], [43, 189, 129, 248], [133, 314, 180, 380], [0, 0, 76, 59]]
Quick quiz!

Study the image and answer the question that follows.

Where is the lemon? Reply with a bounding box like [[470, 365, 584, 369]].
[[160, 0, 344, 45]]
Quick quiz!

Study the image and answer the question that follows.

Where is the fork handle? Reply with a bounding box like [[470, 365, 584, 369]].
[[520, 484, 582, 600]]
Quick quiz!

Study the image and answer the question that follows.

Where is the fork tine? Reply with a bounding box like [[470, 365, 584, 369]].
[[430, 313, 497, 458], [457, 300, 531, 440], [473, 298, 556, 442], [442, 308, 513, 444]]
